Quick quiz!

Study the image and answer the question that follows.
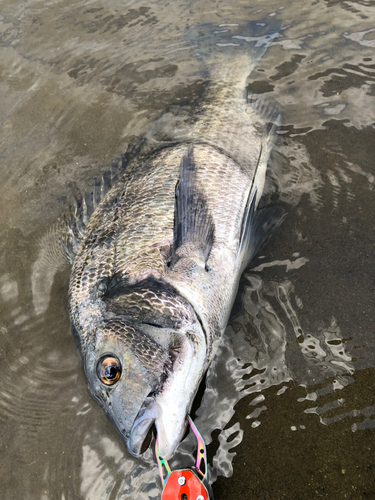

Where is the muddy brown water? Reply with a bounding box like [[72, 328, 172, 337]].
[[1, 0, 375, 499]]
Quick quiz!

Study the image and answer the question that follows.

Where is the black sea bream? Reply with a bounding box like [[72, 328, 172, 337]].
[[68, 21, 284, 460]]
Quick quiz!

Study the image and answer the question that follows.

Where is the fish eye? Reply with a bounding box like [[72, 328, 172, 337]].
[[97, 355, 122, 386]]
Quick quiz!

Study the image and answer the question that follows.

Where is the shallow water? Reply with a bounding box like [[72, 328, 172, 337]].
[[1, 0, 375, 499]]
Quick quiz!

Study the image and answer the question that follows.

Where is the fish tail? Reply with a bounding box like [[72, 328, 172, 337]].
[[185, 18, 281, 81]]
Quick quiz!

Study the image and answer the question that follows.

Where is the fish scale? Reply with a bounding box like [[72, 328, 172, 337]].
[[99, 320, 170, 375], [113, 147, 185, 278], [106, 289, 194, 328]]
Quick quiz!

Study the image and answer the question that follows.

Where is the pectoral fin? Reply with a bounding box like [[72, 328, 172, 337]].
[[171, 145, 215, 267]]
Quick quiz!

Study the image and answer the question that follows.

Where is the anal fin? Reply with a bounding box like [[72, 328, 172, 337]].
[[237, 187, 285, 272]]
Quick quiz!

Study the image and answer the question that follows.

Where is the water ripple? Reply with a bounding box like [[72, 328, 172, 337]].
[[1, 0, 375, 498], [191, 269, 355, 482]]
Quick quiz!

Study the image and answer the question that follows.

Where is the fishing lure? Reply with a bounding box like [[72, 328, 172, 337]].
[[155, 416, 214, 500]]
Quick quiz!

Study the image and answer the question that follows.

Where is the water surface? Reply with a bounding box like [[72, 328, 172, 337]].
[[1, 0, 375, 498]]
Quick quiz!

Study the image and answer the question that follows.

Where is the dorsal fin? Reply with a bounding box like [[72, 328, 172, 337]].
[[30, 150, 133, 315]]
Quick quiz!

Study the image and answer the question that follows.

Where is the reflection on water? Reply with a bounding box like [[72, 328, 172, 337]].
[[195, 270, 354, 481], [1, 0, 375, 498]]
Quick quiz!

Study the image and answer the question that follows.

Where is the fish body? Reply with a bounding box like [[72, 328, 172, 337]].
[[68, 22, 283, 459]]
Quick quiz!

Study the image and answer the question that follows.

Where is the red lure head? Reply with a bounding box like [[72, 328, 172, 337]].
[[161, 470, 209, 500]]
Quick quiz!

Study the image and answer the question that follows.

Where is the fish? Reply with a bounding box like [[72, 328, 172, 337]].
[[67, 20, 284, 460]]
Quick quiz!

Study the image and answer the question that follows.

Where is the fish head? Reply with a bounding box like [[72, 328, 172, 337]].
[[83, 319, 170, 454], [83, 314, 207, 460]]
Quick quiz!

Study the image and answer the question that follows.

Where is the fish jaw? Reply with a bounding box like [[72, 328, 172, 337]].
[[128, 324, 207, 460], [155, 325, 207, 459], [126, 397, 159, 457]]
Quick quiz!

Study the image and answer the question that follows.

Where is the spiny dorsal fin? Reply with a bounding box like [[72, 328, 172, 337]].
[[31, 152, 130, 315], [171, 145, 215, 266], [237, 187, 285, 272], [31, 219, 73, 315]]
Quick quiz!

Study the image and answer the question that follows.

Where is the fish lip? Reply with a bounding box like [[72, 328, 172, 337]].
[[127, 396, 159, 457]]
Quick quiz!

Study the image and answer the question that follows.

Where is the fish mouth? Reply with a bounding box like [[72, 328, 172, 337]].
[[127, 396, 159, 457], [126, 331, 206, 459]]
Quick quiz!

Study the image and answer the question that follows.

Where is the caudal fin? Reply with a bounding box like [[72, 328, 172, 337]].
[[185, 18, 281, 79]]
